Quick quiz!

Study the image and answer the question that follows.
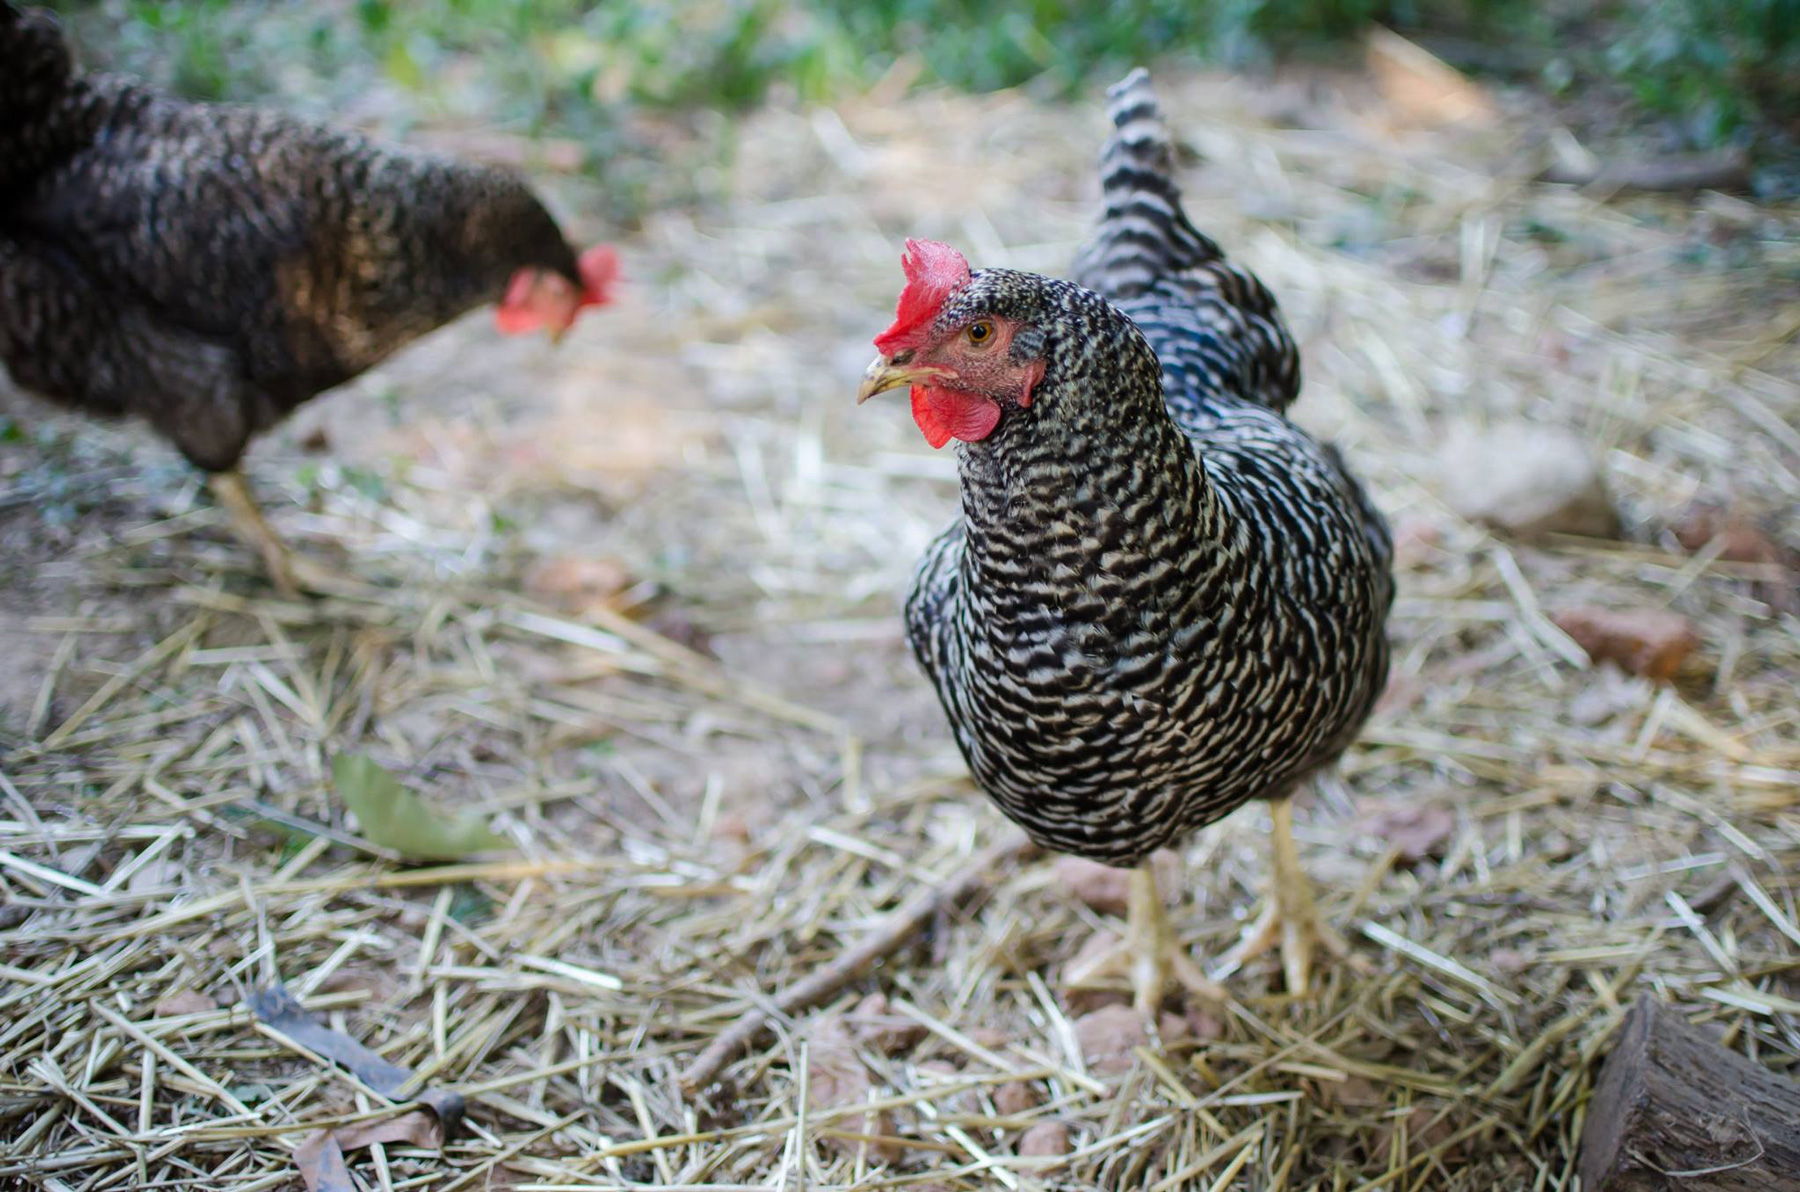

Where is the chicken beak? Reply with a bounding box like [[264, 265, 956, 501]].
[[857, 357, 947, 404]]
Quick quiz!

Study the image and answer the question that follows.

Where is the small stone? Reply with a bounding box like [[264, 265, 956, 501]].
[[1672, 505, 1786, 565], [154, 990, 217, 1017], [1371, 1104, 1461, 1162], [1319, 1074, 1384, 1109], [967, 1026, 1009, 1052], [1376, 672, 1425, 715], [1053, 856, 1132, 916], [994, 1081, 1042, 1116], [1074, 1004, 1147, 1076], [914, 1059, 979, 1115], [1439, 422, 1619, 540], [1018, 1121, 1072, 1157], [806, 1014, 900, 1163], [1566, 668, 1651, 726], [1184, 1004, 1225, 1041], [1391, 516, 1443, 569], [1489, 948, 1530, 975], [849, 993, 927, 1056], [1552, 606, 1700, 681], [711, 811, 752, 844], [1061, 930, 1129, 1015], [523, 553, 636, 614], [1672, 505, 1798, 613]]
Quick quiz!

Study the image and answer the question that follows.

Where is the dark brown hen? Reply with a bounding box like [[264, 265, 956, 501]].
[[859, 70, 1393, 1012], [0, 2, 616, 593]]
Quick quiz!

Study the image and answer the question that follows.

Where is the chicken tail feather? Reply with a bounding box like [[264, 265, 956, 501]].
[[1073, 68, 1222, 301]]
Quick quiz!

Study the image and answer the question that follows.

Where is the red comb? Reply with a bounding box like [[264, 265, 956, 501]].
[[577, 244, 619, 307], [874, 239, 971, 354]]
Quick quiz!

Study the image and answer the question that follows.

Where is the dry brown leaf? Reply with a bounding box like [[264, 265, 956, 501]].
[[1360, 801, 1457, 862], [250, 985, 465, 1132], [294, 1132, 356, 1192], [1365, 27, 1495, 129], [294, 1112, 441, 1192], [1552, 607, 1700, 681], [335, 1109, 444, 1152]]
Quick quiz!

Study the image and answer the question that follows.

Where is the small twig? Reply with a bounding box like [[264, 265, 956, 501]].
[[679, 830, 1035, 1092]]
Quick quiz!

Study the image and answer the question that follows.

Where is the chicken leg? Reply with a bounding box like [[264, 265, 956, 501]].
[[208, 469, 309, 598], [1067, 862, 1229, 1017], [1214, 795, 1357, 994]]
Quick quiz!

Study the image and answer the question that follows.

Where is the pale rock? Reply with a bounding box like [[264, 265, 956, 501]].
[[1439, 423, 1619, 539]]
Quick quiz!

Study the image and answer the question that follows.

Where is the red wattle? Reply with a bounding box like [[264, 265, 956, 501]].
[[578, 244, 619, 306], [911, 385, 1001, 449]]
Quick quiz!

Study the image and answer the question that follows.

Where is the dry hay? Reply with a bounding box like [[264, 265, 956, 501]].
[[2, 61, 1799, 1191]]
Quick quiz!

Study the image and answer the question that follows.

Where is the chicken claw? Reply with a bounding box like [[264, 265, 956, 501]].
[[207, 469, 338, 598], [1067, 862, 1229, 1018], [1214, 797, 1365, 994]]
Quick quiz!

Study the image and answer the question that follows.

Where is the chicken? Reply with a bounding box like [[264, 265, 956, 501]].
[[858, 70, 1394, 1014], [0, 2, 617, 594]]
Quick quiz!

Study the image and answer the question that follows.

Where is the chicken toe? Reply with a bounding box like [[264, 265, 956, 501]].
[[208, 469, 308, 597], [1067, 862, 1229, 1018], [1215, 796, 1360, 994]]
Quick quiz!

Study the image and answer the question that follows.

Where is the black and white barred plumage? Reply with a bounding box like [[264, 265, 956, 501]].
[[0, 1, 590, 473], [905, 69, 1394, 866]]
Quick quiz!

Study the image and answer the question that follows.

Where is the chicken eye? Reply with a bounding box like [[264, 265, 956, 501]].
[[967, 321, 996, 346]]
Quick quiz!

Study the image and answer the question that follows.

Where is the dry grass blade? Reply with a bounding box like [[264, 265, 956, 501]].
[[679, 830, 1034, 1091], [1, 55, 1797, 1192]]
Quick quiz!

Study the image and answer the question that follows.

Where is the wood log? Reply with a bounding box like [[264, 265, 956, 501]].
[[1542, 147, 1751, 193], [1579, 994, 1800, 1191]]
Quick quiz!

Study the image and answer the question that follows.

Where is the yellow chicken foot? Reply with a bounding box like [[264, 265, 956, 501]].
[[1067, 861, 1229, 1017], [207, 469, 326, 598], [1215, 796, 1359, 994]]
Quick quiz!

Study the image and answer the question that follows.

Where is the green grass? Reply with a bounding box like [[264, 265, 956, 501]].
[[47, 0, 1799, 178], [1599, 0, 1800, 142]]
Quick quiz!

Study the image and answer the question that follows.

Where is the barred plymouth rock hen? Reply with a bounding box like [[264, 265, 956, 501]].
[[0, 2, 616, 594], [858, 70, 1394, 1013]]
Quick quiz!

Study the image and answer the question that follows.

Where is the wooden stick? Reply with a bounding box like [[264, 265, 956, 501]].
[[1579, 994, 1800, 1191], [678, 831, 1035, 1092]]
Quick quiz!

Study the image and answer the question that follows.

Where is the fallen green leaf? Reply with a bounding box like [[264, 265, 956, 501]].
[[332, 754, 509, 862]]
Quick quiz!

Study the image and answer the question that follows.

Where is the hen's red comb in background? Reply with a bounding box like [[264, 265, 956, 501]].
[[577, 244, 619, 307], [874, 239, 971, 354]]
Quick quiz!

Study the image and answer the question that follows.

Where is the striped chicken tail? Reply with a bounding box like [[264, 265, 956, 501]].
[[1072, 68, 1222, 301], [0, 0, 78, 194]]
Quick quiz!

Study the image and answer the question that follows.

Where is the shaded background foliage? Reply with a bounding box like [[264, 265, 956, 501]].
[[46, 0, 1800, 199]]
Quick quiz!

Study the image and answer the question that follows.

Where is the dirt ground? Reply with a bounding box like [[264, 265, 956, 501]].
[[2, 61, 1798, 1191]]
